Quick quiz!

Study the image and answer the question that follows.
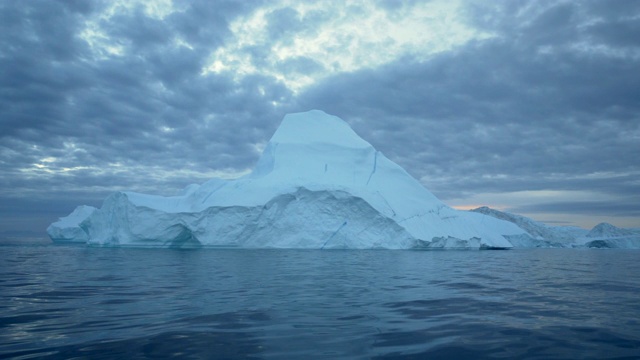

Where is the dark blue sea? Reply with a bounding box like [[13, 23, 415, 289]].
[[1, 244, 639, 359]]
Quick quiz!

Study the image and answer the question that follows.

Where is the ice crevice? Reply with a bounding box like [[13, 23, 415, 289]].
[[396, 212, 429, 224], [366, 151, 378, 185], [375, 191, 396, 217], [321, 220, 348, 249]]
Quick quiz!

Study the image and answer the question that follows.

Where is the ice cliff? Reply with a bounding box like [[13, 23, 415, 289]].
[[47, 205, 97, 243], [49, 110, 530, 249]]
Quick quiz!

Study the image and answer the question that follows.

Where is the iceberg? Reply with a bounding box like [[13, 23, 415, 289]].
[[47, 205, 97, 243], [470, 206, 585, 248], [471, 207, 640, 249], [586, 222, 634, 238], [48, 110, 531, 249], [583, 223, 640, 248]]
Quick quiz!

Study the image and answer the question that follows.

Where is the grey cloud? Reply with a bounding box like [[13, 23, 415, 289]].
[[171, 0, 260, 47], [233, 6, 334, 72], [106, 9, 174, 51], [276, 56, 325, 75], [264, 5, 336, 44], [1, 0, 281, 152], [2, 0, 639, 237], [586, 18, 640, 48], [508, 201, 640, 218], [580, 0, 640, 20], [296, 1, 640, 209], [265, 7, 303, 41], [373, 0, 422, 12], [0, 0, 292, 238], [522, 3, 579, 44]]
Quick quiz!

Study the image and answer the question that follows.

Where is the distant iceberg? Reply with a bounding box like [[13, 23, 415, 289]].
[[583, 223, 640, 248], [46, 110, 554, 249], [471, 207, 640, 249], [586, 222, 634, 238]]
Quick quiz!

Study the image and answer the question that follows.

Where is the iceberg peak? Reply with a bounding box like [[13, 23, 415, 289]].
[[269, 110, 371, 149], [587, 222, 633, 238]]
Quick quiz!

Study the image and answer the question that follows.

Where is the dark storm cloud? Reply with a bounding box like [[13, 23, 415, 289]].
[[296, 1, 640, 215]]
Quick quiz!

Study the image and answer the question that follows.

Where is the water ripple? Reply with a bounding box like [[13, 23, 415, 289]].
[[1, 246, 639, 359]]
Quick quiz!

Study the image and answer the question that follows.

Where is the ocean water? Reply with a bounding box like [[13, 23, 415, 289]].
[[1, 245, 639, 359]]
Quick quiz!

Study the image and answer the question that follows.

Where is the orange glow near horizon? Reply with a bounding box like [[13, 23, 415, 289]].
[[451, 204, 509, 211]]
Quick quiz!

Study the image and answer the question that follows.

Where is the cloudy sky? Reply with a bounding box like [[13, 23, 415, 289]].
[[1, 0, 639, 238]]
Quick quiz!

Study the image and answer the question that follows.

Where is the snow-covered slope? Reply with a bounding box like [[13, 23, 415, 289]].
[[47, 205, 97, 243], [49, 110, 532, 249]]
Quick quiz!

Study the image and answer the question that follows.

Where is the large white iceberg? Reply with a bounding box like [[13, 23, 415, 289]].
[[48, 110, 530, 249]]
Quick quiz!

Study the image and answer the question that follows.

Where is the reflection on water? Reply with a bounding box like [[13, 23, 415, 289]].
[[1, 246, 639, 359]]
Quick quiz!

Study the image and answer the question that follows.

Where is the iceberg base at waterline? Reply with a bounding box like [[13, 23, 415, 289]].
[[49, 110, 535, 249]]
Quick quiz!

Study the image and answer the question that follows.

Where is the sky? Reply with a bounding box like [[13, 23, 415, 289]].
[[1, 0, 639, 239]]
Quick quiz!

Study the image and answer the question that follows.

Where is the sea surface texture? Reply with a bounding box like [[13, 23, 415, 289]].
[[1, 245, 639, 359]]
